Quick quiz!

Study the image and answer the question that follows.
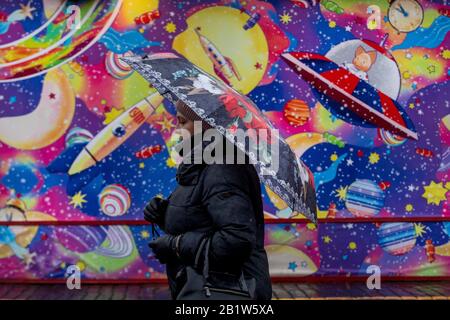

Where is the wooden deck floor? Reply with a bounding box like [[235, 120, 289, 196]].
[[1, 282, 450, 300]]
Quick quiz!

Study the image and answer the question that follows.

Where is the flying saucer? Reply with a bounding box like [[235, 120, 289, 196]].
[[281, 41, 417, 140]]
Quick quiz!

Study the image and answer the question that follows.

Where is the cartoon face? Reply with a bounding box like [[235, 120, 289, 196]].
[[352, 46, 377, 72]]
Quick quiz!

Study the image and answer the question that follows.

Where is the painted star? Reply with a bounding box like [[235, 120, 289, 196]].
[[414, 223, 427, 237], [427, 65, 436, 74], [323, 236, 332, 244], [156, 115, 175, 133], [405, 52, 413, 60], [166, 157, 177, 168], [254, 62, 262, 70], [369, 152, 380, 164], [19, 1, 36, 20], [139, 162, 145, 169], [335, 186, 348, 201], [442, 49, 450, 60], [345, 25, 352, 32], [279, 12, 292, 24], [346, 158, 354, 166], [422, 181, 448, 205], [69, 191, 87, 208], [288, 261, 297, 272], [141, 230, 150, 239], [49, 93, 56, 99], [164, 22, 177, 33], [103, 107, 124, 125]]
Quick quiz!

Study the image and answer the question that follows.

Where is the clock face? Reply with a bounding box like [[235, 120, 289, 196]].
[[388, 0, 424, 33]]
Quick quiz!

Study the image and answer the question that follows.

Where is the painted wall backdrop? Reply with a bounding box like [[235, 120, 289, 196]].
[[0, 0, 449, 280]]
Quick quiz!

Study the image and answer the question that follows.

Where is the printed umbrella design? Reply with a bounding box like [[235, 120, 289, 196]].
[[281, 52, 418, 140], [121, 52, 317, 223]]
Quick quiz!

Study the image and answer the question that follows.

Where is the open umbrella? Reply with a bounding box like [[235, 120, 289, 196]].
[[281, 52, 418, 140], [121, 52, 317, 223]]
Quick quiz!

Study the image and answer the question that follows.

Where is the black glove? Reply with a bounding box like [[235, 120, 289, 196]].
[[144, 197, 168, 228], [148, 234, 181, 264]]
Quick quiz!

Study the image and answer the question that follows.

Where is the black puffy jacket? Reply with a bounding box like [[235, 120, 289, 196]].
[[160, 139, 272, 300]]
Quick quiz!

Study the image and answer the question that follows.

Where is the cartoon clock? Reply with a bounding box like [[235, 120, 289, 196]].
[[388, 0, 424, 33]]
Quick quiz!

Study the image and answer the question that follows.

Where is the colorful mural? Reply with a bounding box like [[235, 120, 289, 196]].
[[0, 0, 449, 280]]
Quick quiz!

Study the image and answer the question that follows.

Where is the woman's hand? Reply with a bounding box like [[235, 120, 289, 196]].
[[148, 234, 181, 264], [144, 196, 168, 228]]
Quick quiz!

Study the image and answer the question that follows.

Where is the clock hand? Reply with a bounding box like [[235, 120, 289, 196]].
[[399, 4, 409, 17]]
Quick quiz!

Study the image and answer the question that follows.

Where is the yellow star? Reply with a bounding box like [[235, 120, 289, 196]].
[[164, 22, 177, 33], [156, 115, 175, 133], [414, 223, 427, 237], [141, 230, 150, 239], [369, 152, 380, 164], [442, 49, 450, 60], [409, 103, 415, 109], [329, 20, 336, 28], [348, 242, 357, 250], [103, 107, 124, 125], [69, 191, 87, 208], [335, 186, 348, 201], [166, 157, 177, 168], [306, 223, 316, 231], [330, 153, 338, 161], [279, 12, 292, 24], [139, 162, 145, 169], [405, 204, 413, 212], [422, 181, 448, 205], [323, 236, 332, 244], [76, 261, 86, 271], [402, 71, 411, 80], [19, 1, 36, 20]]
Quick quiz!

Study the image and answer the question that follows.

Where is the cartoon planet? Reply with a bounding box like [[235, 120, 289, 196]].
[[65, 127, 94, 147], [99, 184, 131, 217], [55, 226, 108, 253], [265, 244, 318, 276], [377, 222, 417, 256], [378, 128, 407, 146], [0, 0, 123, 82], [105, 51, 134, 79], [78, 226, 138, 273], [345, 179, 385, 217], [283, 99, 310, 127]]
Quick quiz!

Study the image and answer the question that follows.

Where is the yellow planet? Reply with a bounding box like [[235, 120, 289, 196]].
[[173, 6, 268, 94]]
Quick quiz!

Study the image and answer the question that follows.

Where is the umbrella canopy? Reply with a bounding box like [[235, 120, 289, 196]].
[[121, 52, 317, 223], [282, 52, 418, 140]]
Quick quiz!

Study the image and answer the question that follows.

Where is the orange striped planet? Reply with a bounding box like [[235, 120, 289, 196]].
[[283, 99, 310, 127]]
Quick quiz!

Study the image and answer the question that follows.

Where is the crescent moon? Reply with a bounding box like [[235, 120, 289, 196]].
[[0, 69, 75, 150]]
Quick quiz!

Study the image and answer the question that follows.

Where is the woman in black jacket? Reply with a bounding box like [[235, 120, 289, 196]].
[[144, 100, 272, 300]]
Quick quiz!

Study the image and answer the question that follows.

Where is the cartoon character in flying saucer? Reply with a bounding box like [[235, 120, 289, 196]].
[[282, 38, 418, 142]]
